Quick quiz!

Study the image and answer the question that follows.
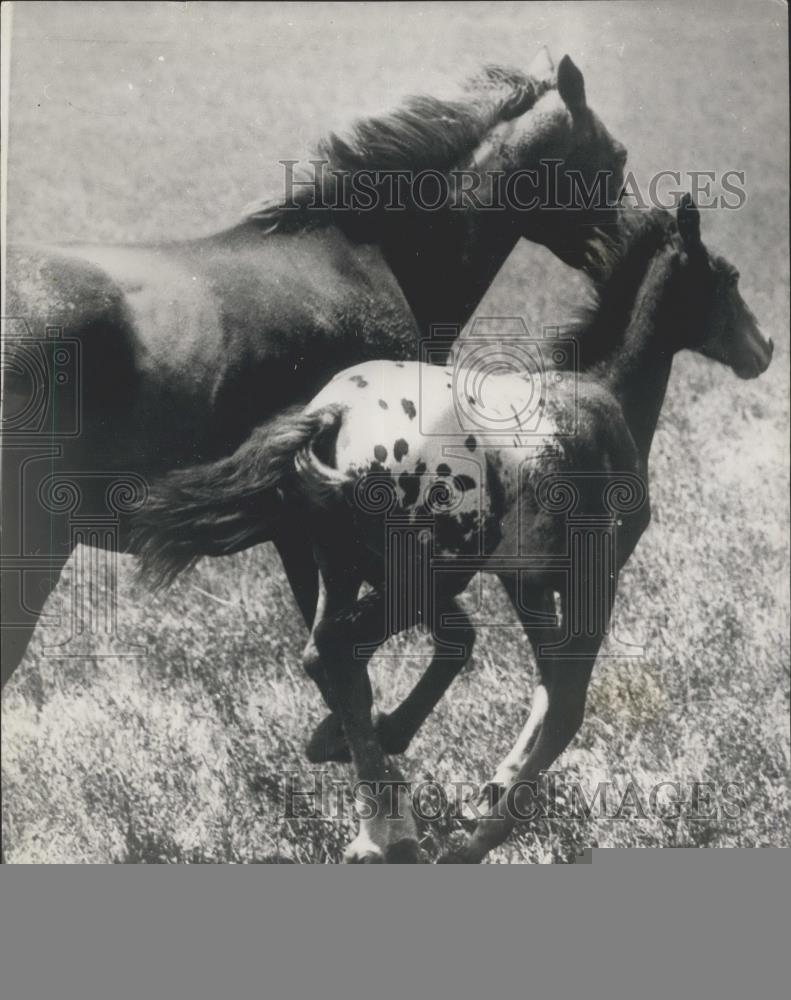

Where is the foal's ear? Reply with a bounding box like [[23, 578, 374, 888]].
[[527, 46, 555, 86], [557, 55, 587, 116], [677, 193, 701, 248]]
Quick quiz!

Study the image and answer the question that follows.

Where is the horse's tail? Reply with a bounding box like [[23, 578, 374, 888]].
[[132, 404, 346, 588]]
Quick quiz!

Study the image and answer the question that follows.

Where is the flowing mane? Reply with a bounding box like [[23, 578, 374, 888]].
[[243, 64, 553, 232], [571, 207, 678, 369]]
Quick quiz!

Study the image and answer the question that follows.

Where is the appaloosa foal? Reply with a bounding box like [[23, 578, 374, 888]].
[[136, 197, 772, 862]]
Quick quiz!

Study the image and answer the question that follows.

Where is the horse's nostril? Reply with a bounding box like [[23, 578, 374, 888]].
[[768, 338, 775, 353]]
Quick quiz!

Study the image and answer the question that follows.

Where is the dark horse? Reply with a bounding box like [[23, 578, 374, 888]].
[[2, 50, 626, 703], [135, 198, 771, 862]]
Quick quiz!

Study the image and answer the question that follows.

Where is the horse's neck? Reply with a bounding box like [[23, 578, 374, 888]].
[[598, 248, 678, 462], [380, 206, 520, 334]]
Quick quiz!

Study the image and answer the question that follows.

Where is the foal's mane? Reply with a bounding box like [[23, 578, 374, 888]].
[[571, 207, 678, 369], [244, 65, 552, 232]]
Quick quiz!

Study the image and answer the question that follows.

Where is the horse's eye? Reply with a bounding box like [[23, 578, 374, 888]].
[[729, 271, 740, 287]]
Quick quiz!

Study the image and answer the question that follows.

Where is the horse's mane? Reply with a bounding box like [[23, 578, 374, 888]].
[[571, 207, 678, 369], [244, 64, 552, 233]]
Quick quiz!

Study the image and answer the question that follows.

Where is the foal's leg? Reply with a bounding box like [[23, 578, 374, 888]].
[[384, 577, 555, 757], [474, 578, 556, 802], [378, 597, 475, 754], [273, 530, 319, 628], [441, 581, 614, 863], [301, 555, 366, 715], [306, 595, 475, 762], [308, 575, 553, 764], [304, 581, 419, 863]]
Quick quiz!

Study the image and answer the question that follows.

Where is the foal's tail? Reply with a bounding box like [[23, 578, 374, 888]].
[[132, 405, 345, 588]]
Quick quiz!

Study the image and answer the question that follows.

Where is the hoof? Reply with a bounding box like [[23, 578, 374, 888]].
[[344, 849, 385, 864], [344, 838, 384, 864]]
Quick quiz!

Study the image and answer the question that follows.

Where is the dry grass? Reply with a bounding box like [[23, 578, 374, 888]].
[[3, 2, 789, 862]]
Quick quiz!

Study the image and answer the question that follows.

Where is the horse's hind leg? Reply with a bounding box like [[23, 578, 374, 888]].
[[1, 487, 71, 863], [274, 528, 319, 628], [1, 446, 72, 691], [303, 569, 418, 863], [301, 552, 366, 715], [1, 561, 70, 690]]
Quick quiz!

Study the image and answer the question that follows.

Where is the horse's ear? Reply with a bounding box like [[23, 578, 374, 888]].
[[527, 46, 555, 86], [557, 55, 587, 115], [677, 193, 701, 248]]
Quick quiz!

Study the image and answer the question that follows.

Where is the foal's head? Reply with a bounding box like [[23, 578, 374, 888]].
[[673, 194, 773, 379]]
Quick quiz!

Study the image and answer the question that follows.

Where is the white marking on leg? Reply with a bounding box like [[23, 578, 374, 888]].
[[344, 826, 384, 864], [491, 684, 549, 787], [346, 774, 418, 862], [553, 590, 563, 629], [462, 685, 549, 822]]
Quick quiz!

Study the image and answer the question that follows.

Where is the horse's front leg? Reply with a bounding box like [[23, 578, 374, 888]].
[[442, 641, 599, 863], [303, 583, 419, 864], [441, 578, 615, 864]]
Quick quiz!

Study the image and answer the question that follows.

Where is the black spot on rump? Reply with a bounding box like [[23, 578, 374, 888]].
[[374, 444, 388, 463], [399, 471, 420, 506], [398, 460, 427, 507], [465, 435, 477, 452], [394, 438, 409, 462], [455, 474, 477, 491], [378, 399, 389, 409], [401, 398, 417, 419], [436, 463, 452, 476], [350, 375, 368, 387]]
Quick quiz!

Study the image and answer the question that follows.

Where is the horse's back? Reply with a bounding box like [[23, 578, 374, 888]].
[[4, 226, 419, 470], [5, 241, 226, 389], [4, 243, 140, 404], [3, 241, 229, 472]]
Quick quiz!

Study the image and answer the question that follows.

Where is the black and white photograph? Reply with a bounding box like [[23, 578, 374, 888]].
[[1, 0, 788, 863]]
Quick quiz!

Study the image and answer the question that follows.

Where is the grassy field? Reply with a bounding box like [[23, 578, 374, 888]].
[[2, 1, 789, 862]]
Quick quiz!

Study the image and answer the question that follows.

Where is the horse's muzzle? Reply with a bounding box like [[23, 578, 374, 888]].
[[734, 332, 774, 380]]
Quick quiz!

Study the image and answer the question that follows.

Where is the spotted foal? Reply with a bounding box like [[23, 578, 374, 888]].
[[135, 198, 772, 862], [293, 196, 772, 862]]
